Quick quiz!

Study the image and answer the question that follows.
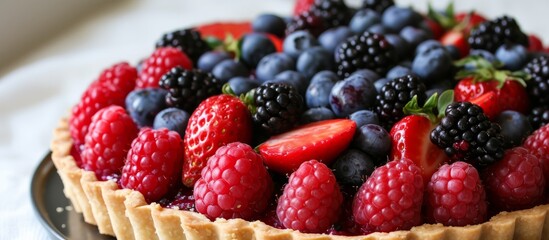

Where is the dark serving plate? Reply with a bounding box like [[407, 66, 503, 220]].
[[30, 152, 115, 240]]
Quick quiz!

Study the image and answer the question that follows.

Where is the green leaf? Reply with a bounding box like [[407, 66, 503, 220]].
[[427, 2, 456, 30], [205, 36, 223, 49], [437, 90, 454, 118], [222, 83, 236, 96], [240, 88, 257, 115], [223, 34, 241, 59], [403, 94, 438, 123]]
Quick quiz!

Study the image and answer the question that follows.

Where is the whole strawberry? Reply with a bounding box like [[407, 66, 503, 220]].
[[194, 142, 273, 220], [482, 147, 545, 212], [182, 94, 252, 187], [277, 160, 343, 233], [120, 128, 184, 202], [69, 62, 137, 147], [425, 161, 487, 226], [523, 124, 549, 181], [81, 106, 138, 180], [136, 47, 193, 88], [353, 159, 424, 233]]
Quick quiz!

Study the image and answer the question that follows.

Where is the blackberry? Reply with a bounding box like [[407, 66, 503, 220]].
[[310, 0, 351, 29], [529, 106, 549, 130], [156, 28, 211, 64], [430, 102, 504, 167], [523, 55, 549, 106], [362, 0, 394, 13], [252, 83, 305, 135], [335, 31, 397, 78], [468, 15, 528, 53], [375, 74, 427, 128], [159, 67, 222, 112], [286, 10, 326, 37]]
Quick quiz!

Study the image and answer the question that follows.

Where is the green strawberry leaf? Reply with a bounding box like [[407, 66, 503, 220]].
[[240, 88, 257, 115], [205, 36, 223, 49], [224, 34, 242, 59], [222, 83, 236, 96], [454, 55, 529, 88], [403, 94, 438, 123], [427, 2, 457, 30], [437, 90, 454, 118]]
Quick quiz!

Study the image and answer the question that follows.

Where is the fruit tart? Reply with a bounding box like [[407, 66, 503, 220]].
[[50, 0, 549, 239]]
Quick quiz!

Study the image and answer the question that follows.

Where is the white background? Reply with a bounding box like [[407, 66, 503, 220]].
[[1, 0, 548, 238]]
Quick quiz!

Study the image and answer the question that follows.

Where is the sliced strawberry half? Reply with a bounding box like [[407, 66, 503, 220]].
[[258, 119, 356, 174], [197, 22, 252, 41], [390, 115, 449, 185]]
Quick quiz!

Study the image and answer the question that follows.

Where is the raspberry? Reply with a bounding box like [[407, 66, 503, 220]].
[[276, 160, 343, 233], [523, 124, 549, 188], [425, 161, 487, 226], [81, 106, 138, 180], [69, 62, 137, 147], [194, 142, 273, 221], [136, 47, 193, 88], [352, 159, 423, 233], [69, 84, 127, 147], [159, 187, 196, 212], [120, 128, 184, 202], [482, 147, 545, 212], [93, 62, 137, 95]]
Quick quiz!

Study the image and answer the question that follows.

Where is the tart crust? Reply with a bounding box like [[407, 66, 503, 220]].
[[51, 117, 549, 240]]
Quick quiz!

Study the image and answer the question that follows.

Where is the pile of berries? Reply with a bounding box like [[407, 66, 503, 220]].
[[67, 0, 549, 236]]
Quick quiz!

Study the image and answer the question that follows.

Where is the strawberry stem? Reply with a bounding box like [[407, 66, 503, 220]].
[[403, 90, 454, 123], [454, 55, 529, 88]]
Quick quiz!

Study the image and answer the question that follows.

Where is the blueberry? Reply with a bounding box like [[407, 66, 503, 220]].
[[255, 52, 295, 83], [381, 6, 422, 32], [411, 47, 452, 84], [306, 70, 339, 108], [329, 74, 377, 117], [212, 59, 249, 83], [153, 107, 190, 137], [384, 34, 410, 58], [374, 77, 392, 92], [272, 70, 308, 94], [350, 69, 380, 82], [283, 30, 319, 58], [386, 65, 412, 79], [349, 110, 379, 127], [227, 76, 259, 95], [400, 26, 432, 51], [240, 33, 276, 68], [332, 149, 375, 186], [495, 44, 528, 71], [496, 110, 533, 147], [353, 124, 391, 159], [125, 88, 168, 127], [252, 13, 286, 38], [300, 107, 335, 124], [197, 51, 232, 73], [366, 23, 387, 34], [318, 26, 354, 53], [415, 39, 443, 56], [349, 9, 381, 34], [297, 47, 334, 79], [444, 45, 461, 60]]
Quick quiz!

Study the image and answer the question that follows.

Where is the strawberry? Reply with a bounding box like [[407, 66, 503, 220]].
[[197, 22, 252, 41], [293, 0, 315, 16], [389, 92, 453, 185], [528, 34, 544, 52], [258, 119, 356, 174], [469, 91, 499, 119], [441, 30, 469, 58], [454, 56, 530, 117], [182, 94, 253, 187], [455, 11, 486, 34]]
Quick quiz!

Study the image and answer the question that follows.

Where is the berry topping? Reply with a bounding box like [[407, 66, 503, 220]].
[[258, 119, 356, 173], [81, 106, 138, 180], [155, 28, 211, 64], [136, 47, 193, 89], [277, 160, 343, 233], [120, 128, 184, 202], [430, 102, 504, 167], [352, 159, 424, 233], [159, 67, 222, 112], [183, 95, 252, 187], [482, 147, 545, 212], [335, 31, 397, 78], [425, 161, 487, 226], [194, 142, 273, 220], [250, 83, 304, 135]]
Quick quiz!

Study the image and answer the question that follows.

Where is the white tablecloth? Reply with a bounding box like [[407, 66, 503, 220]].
[[1, 0, 547, 239]]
